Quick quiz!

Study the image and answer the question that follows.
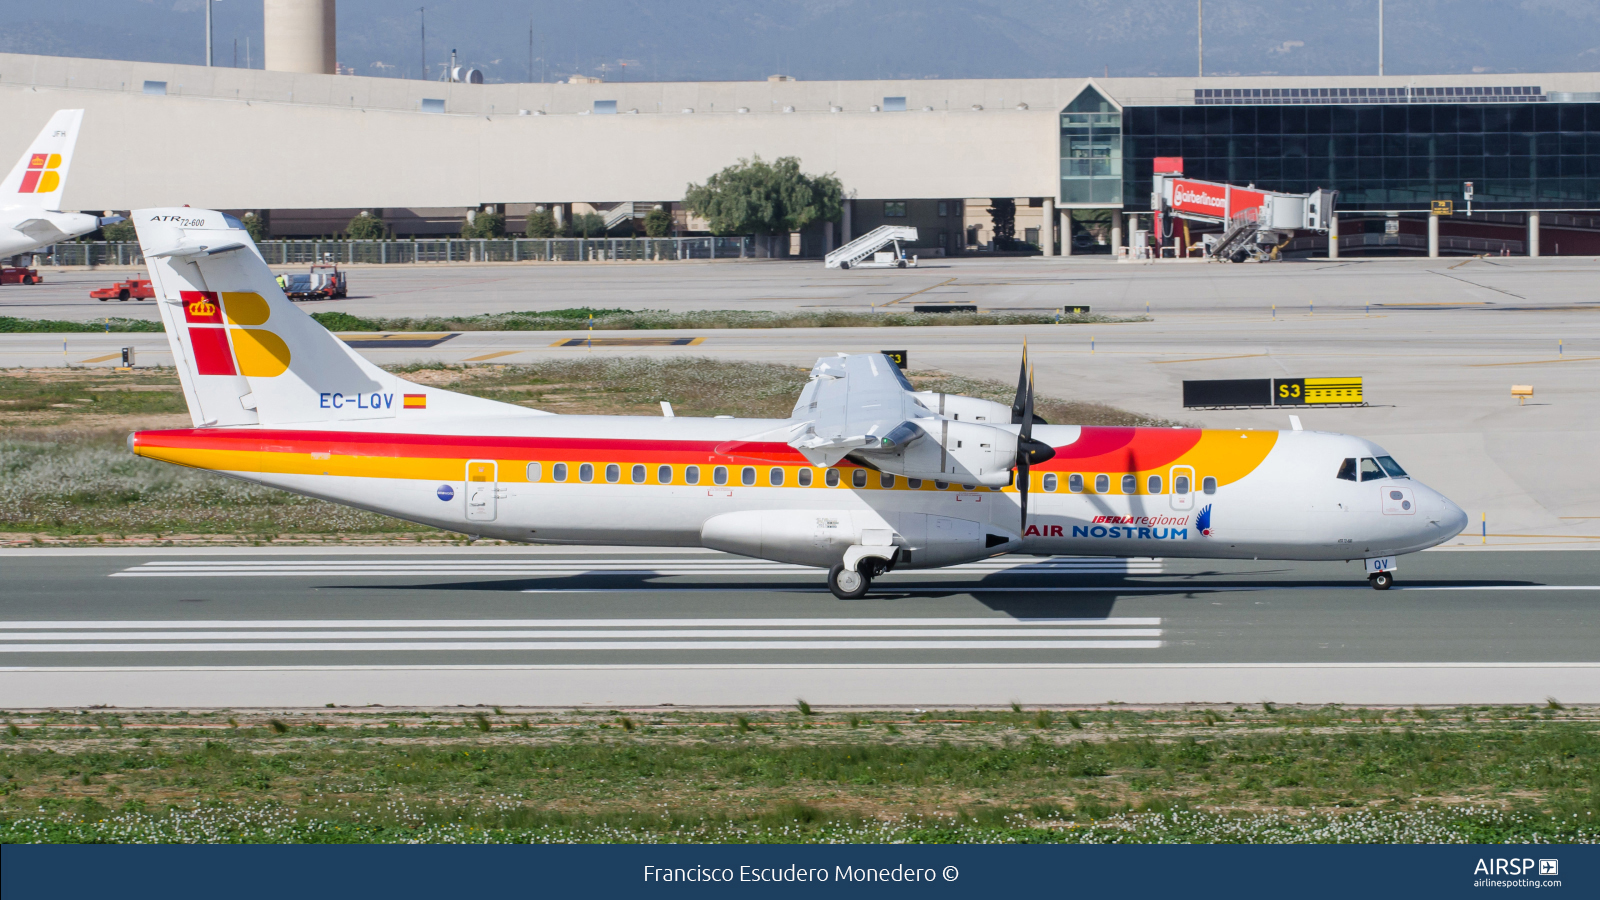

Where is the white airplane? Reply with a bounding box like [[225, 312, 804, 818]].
[[127, 208, 1468, 596], [0, 110, 116, 261]]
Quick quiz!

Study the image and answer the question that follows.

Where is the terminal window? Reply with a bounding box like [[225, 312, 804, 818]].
[[884, 201, 907, 217], [1122, 101, 1600, 210]]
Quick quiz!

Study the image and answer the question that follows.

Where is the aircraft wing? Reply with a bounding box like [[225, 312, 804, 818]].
[[12, 218, 64, 241], [787, 353, 927, 467]]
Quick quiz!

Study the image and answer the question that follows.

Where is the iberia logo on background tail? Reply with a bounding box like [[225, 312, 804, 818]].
[[1, 110, 82, 207], [130, 207, 535, 430]]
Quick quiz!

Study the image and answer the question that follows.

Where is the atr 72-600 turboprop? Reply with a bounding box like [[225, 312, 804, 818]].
[[128, 209, 1468, 596], [0, 110, 119, 259]]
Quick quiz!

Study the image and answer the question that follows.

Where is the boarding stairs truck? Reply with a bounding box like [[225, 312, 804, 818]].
[[1150, 157, 1336, 262], [825, 225, 919, 269]]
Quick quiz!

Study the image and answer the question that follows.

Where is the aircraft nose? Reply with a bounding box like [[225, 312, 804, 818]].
[[1436, 491, 1468, 538]]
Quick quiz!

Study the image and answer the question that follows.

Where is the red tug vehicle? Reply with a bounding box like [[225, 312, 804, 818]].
[[90, 277, 156, 302]]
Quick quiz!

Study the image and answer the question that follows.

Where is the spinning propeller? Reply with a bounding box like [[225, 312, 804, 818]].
[[1010, 344, 1056, 530]]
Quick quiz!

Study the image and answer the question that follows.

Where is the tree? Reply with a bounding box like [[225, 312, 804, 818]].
[[986, 198, 1017, 248], [525, 208, 557, 238], [682, 155, 843, 235], [643, 206, 673, 237], [240, 212, 268, 242], [569, 212, 605, 238], [101, 220, 137, 242], [346, 211, 387, 240], [461, 211, 506, 239]]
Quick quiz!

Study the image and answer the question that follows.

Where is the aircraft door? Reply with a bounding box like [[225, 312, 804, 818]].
[[466, 460, 498, 522], [1169, 466, 1195, 511]]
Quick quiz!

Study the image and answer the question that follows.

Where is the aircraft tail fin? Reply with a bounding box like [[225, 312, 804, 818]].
[[131, 208, 539, 428], [1, 110, 83, 212]]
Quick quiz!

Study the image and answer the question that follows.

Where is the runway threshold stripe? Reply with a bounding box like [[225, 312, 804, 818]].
[[0, 628, 1164, 640], [0, 617, 1159, 629], [0, 640, 1163, 652]]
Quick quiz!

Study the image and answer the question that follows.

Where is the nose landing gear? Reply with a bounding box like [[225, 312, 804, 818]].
[[1368, 571, 1394, 591]]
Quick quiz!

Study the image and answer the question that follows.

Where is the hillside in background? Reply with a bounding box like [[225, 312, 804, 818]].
[[0, 0, 1595, 83]]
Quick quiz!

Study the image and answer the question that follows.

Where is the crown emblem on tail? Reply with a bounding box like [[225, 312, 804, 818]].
[[187, 298, 217, 317]]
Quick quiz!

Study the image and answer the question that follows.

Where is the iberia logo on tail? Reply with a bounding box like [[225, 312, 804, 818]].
[[179, 290, 292, 378], [18, 153, 63, 193]]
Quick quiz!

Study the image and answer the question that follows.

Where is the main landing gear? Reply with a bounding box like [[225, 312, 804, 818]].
[[1368, 571, 1394, 591], [828, 563, 871, 599]]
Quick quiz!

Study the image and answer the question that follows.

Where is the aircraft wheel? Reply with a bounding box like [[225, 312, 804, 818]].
[[1369, 571, 1393, 591], [828, 563, 871, 600]]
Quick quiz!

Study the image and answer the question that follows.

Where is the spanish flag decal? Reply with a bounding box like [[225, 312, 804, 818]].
[[403, 394, 427, 409]]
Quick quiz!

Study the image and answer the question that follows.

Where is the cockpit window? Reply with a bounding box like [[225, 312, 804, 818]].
[[1359, 457, 1385, 481], [1376, 456, 1408, 478], [1336, 458, 1358, 481]]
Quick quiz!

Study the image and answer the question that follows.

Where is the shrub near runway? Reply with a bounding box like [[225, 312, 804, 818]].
[[1, 359, 1174, 540], [0, 705, 1595, 844]]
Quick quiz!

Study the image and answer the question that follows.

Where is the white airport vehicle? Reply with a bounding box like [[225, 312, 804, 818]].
[[0, 110, 120, 260], [825, 225, 919, 269], [127, 208, 1467, 597]]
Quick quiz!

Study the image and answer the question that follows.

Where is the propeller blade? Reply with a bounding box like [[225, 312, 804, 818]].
[[1011, 342, 1029, 424], [1022, 365, 1036, 441], [1018, 458, 1029, 529]]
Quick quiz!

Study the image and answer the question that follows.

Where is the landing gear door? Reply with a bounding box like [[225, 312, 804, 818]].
[[1170, 466, 1195, 511], [466, 460, 498, 522]]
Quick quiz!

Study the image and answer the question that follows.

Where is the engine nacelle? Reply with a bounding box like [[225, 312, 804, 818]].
[[912, 392, 1013, 424], [701, 509, 1011, 569], [862, 419, 1016, 487]]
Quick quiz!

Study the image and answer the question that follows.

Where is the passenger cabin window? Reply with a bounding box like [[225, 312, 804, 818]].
[[961, 484, 976, 491], [1094, 474, 1109, 493], [657, 465, 672, 484], [1043, 473, 1057, 492], [684, 465, 700, 485], [825, 468, 840, 487], [798, 468, 813, 487], [526, 462, 542, 482], [852, 470, 868, 488], [740, 466, 755, 486], [713, 466, 728, 485], [1068, 473, 1084, 493], [1359, 457, 1385, 481], [935, 480, 949, 490], [1173, 475, 1190, 495], [605, 463, 620, 483], [1337, 458, 1358, 482], [880, 473, 895, 488], [579, 463, 594, 483], [1202, 476, 1217, 494], [1148, 475, 1162, 494], [631, 464, 646, 484], [552, 463, 568, 482], [769, 467, 784, 486], [1121, 474, 1137, 494], [1377, 456, 1408, 478], [908, 478, 922, 489]]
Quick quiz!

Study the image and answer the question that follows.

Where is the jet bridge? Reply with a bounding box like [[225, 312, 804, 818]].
[[825, 225, 919, 269], [1151, 159, 1336, 262]]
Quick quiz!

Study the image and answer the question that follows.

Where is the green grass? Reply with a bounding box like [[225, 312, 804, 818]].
[[0, 308, 1139, 335], [0, 316, 164, 334], [1, 705, 1595, 844]]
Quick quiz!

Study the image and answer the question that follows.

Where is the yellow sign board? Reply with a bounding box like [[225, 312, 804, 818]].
[[1431, 200, 1453, 216]]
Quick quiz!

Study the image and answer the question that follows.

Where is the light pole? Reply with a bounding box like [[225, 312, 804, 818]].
[[1197, 0, 1204, 77], [1378, 0, 1385, 76], [205, 0, 213, 66]]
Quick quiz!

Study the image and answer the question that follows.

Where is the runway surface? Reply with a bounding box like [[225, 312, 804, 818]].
[[3, 547, 1595, 706]]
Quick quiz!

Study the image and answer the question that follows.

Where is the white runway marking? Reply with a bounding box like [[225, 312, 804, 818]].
[[0, 641, 1163, 652], [0, 616, 1162, 653], [108, 557, 1165, 578]]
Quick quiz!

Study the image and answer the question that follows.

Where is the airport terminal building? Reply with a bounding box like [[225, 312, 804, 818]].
[[2, 50, 1598, 256]]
